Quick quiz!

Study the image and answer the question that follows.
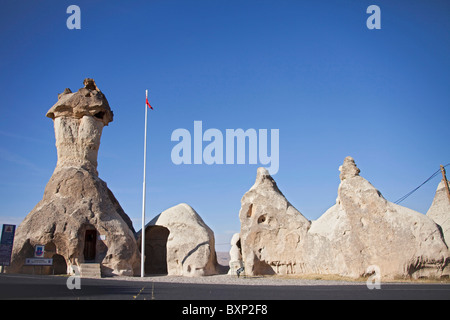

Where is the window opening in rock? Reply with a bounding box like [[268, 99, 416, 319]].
[[94, 111, 105, 120], [258, 215, 266, 224], [247, 204, 253, 218]]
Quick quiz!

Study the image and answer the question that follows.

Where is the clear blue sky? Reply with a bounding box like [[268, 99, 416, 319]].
[[0, 0, 449, 251]]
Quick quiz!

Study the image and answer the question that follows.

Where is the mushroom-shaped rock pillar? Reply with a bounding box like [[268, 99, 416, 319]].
[[8, 79, 140, 277]]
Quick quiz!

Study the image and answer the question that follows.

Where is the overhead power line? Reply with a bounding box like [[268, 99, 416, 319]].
[[394, 163, 450, 204]]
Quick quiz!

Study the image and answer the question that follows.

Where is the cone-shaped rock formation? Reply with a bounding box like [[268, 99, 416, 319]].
[[8, 79, 140, 276], [427, 179, 450, 247], [238, 157, 449, 279]]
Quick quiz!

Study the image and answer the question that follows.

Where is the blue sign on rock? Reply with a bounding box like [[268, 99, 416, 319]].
[[0, 224, 16, 266], [34, 245, 45, 258]]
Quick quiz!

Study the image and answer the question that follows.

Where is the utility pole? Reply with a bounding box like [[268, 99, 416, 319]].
[[141, 90, 149, 278], [440, 165, 450, 203]]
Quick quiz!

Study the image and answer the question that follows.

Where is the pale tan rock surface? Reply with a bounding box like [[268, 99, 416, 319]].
[[139, 203, 219, 277], [239, 167, 311, 275], [8, 79, 140, 276], [228, 233, 244, 275], [309, 157, 449, 279], [239, 157, 449, 279], [427, 179, 450, 247]]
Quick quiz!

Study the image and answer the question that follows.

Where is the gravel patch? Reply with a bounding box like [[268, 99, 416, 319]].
[[102, 274, 364, 286]]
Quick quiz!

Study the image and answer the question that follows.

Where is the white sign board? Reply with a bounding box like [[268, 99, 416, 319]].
[[25, 258, 53, 266]]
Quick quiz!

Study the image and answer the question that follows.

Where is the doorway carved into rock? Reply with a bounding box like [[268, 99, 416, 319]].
[[84, 229, 97, 261], [144, 226, 169, 274]]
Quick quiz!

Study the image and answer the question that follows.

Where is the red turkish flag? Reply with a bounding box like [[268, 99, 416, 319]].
[[146, 97, 153, 110]]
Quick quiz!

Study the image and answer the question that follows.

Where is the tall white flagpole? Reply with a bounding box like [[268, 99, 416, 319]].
[[141, 89, 149, 277]]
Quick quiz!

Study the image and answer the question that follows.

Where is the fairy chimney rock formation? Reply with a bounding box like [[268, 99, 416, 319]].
[[139, 203, 219, 277], [46, 78, 114, 175], [309, 156, 449, 278], [239, 167, 311, 275], [8, 79, 140, 276], [427, 179, 450, 247], [239, 157, 450, 279]]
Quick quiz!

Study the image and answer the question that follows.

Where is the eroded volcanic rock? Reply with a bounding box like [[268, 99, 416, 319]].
[[239, 157, 449, 279], [8, 79, 140, 276]]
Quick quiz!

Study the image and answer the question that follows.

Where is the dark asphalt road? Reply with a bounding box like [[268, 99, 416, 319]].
[[0, 274, 449, 301]]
